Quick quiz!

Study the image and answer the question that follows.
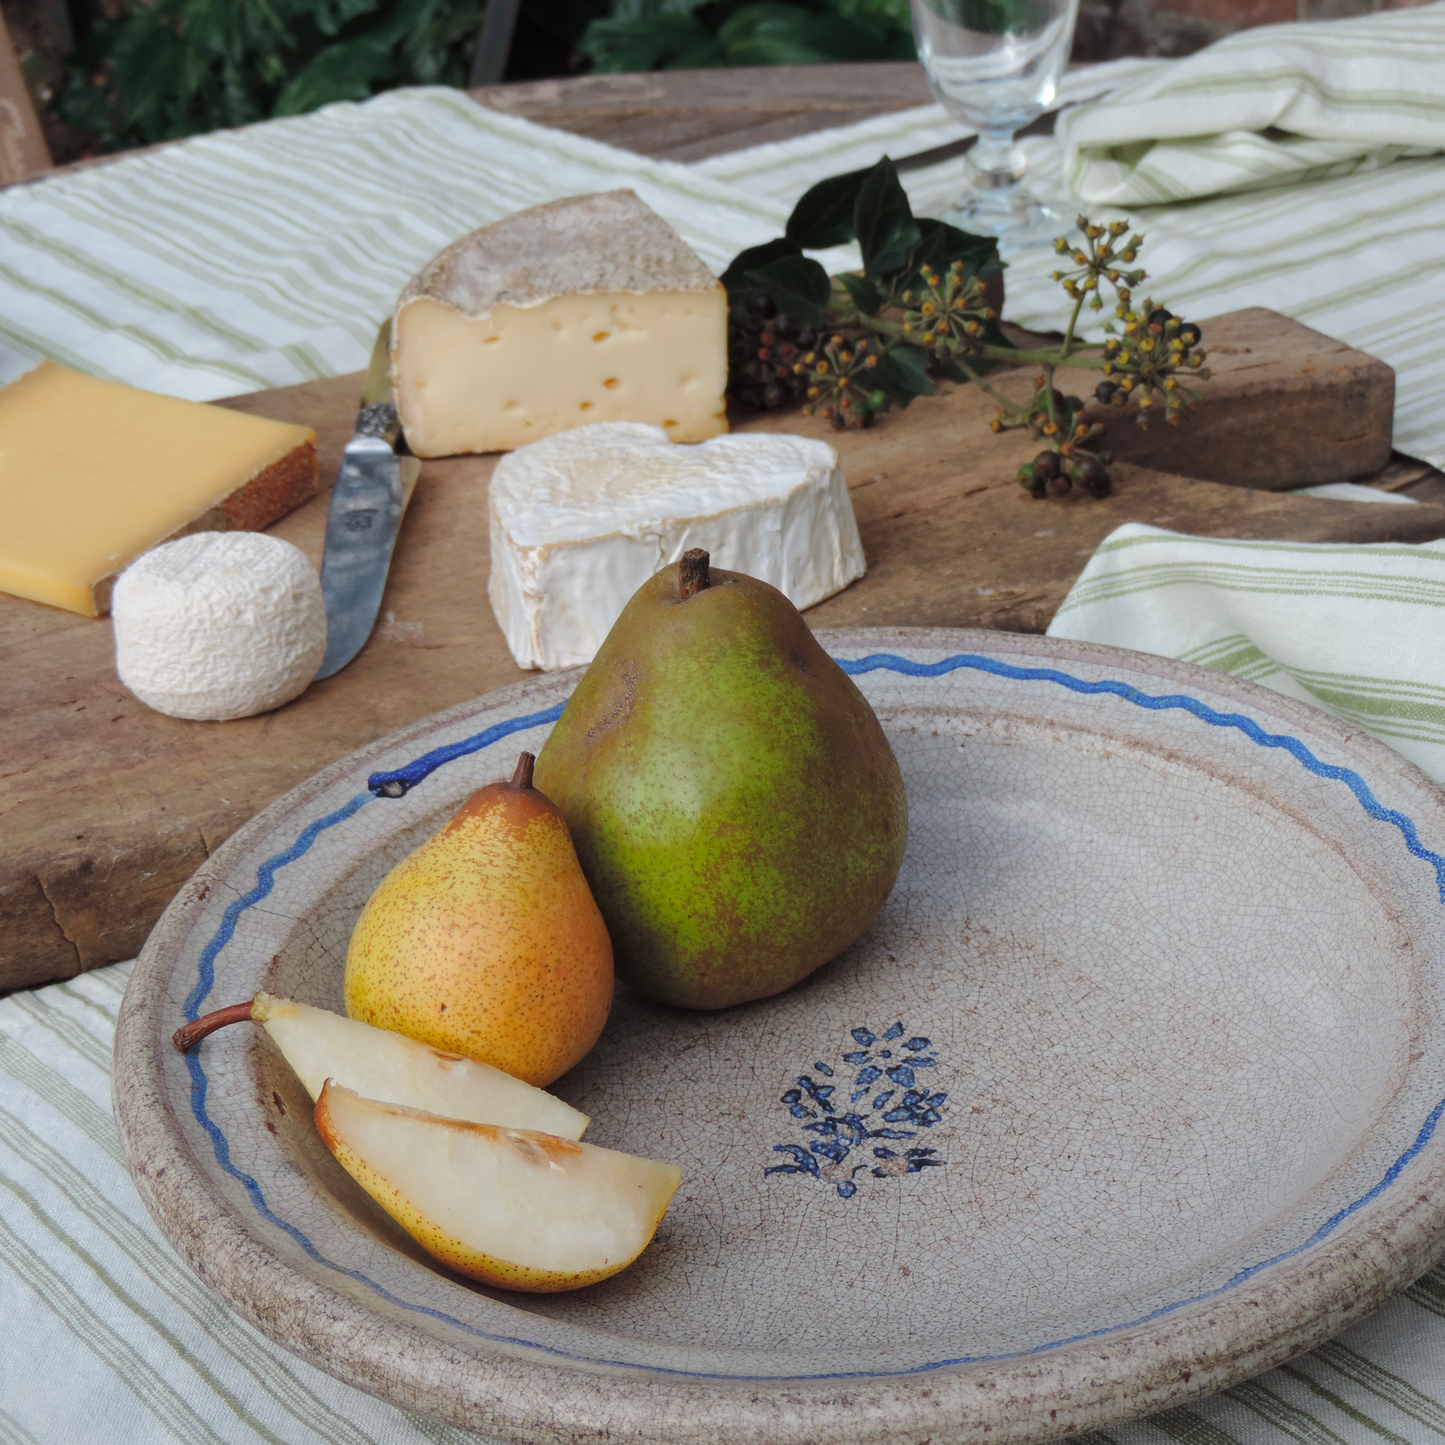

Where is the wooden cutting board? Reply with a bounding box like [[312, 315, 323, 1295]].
[[4, 310, 1443, 990]]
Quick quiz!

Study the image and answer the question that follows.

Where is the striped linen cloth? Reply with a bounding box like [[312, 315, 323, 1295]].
[[0, 88, 856, 403], [1053, 4, 1445, 205], [1046, 526, 1445, 786], [0, 963, 494, 1445]]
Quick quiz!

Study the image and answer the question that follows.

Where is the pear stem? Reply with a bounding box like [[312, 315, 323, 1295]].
[[172, 1000, 257, 1052], [678, 548, 711, 601], [511, 752, 536, 790]]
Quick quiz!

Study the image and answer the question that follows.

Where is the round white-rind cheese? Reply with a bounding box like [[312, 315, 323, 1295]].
[[487, 422, 866, 672], [113, 532, 327, 721]]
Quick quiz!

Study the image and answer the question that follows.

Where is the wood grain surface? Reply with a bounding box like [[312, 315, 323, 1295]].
[[469, 65, 937, 162], [4, 309, 1444, 988]]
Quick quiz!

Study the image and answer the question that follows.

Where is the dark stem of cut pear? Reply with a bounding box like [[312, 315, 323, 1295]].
[[172, 1000, 256, 1052], [511, 752, 536, 790], [679, 548, 711, 601]]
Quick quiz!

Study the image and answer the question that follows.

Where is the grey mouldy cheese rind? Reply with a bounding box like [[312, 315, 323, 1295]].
[[394, 191, 722, 317], [389, 190, 729, 457]]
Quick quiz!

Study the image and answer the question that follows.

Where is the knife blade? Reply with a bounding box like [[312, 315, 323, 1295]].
[[314, 320, 421, 681]]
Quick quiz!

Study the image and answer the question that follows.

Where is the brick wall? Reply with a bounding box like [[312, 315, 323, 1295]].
[[1075, 0, 1437, 60]]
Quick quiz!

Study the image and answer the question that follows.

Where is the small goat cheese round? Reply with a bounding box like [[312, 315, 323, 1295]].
[[113, 531, 327, 721]]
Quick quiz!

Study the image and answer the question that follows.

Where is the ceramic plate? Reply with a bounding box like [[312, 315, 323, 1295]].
[[115, 628, 1445, 1445]]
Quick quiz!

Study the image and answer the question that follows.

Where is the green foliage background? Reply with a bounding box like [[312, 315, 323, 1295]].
[[577, 0, 914, 74], [59, 0, 916, 152]]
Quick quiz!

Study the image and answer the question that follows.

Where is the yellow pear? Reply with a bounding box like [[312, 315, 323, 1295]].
[[315, 1082, 680, 1292], [344, 752, 613, 1086]]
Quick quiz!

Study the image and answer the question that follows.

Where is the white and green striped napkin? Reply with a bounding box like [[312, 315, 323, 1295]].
[[1054, 4, 1445, 205], [0, 962, 499, 1445], [0, 88, 854, 402], [1047, 524, 1445, 786]]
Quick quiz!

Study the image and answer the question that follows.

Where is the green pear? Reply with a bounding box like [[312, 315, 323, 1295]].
[[533, 549, 906, 1009]]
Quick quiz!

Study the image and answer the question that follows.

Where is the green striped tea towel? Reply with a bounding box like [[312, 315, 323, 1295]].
[[0, 961, 501, 1445], [1047, 523, 1445, 785], [0, 87, 854, 403], [1055, 3, 1445, 205]]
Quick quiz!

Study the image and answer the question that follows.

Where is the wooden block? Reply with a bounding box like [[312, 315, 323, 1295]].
[[1, 347, 1438, 991], [1063, 308, 1393, 489]]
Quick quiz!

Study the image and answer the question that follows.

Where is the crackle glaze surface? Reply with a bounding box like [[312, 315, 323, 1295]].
[[114, 629, 1445, 1445]]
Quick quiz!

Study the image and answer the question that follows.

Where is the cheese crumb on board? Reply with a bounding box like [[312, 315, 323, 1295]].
[[391, 191, 727, 458], [113, 532, 327, 721], [0, 362, 317, 617], [488, 422, 865, 672]]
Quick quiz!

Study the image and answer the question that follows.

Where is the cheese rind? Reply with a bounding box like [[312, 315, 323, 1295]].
[[0, 362, 317, 616], [488, 423, 865, 672], [112, 532, 326, 721], [391, 191, 727, 458]]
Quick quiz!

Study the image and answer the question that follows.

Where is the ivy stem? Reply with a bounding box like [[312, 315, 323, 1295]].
[[1060, 290, 1089, 358], [978, 344, 1109, 369], [948, 355, 1022, 416]]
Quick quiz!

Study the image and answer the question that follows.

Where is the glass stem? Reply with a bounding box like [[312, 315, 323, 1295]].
[[967, 127, 1026, 194]]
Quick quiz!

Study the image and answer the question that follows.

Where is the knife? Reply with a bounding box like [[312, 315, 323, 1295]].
[[313, 320, 422, 681]]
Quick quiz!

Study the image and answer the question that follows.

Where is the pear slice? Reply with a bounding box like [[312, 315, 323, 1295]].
[[173, 993, 587, 1140], [315, 1081, 681, 1292]]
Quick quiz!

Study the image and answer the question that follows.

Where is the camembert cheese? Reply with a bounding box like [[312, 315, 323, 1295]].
[[488, 422, 865, 671], [0, 362, 316, 617], [391, 191, 728, 458]]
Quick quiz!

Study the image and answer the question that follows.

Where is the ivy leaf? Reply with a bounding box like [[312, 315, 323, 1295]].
[[906, 217, 1003, 289], [736, 253, 833, 326], [836, 272, 883, 316], [874, 346, 935, 406], [785, 167, 872, 250], [719, 237, 802, 294], [854, 158, 922, 279]]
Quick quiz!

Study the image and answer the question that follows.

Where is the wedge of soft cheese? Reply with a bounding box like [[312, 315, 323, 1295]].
[[391, 190, 727, 458], [0, 362, 317, 617], [488, 422, 865, 671]]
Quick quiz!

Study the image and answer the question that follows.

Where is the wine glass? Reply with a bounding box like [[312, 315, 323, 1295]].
[[909, 0, 1081, 237]]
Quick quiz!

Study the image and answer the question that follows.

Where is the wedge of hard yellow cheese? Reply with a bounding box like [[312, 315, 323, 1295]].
[[0, 362, 316, 616], [390, 190, 728, 457]]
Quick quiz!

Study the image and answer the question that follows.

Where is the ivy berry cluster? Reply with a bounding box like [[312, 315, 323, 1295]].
[[900, 259, 997, 357], [1093, 304, 1210, 429], [721, 159, 1213, 500]]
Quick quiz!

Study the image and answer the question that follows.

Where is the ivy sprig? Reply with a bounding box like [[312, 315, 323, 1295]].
[[723, 158, 1213, 500]]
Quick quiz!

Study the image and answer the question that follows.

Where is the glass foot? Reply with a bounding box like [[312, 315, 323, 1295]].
[[940, 187, 1066, 241]]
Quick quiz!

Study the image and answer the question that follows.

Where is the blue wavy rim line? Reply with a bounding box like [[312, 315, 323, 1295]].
[[179, 651, 1445, 1383]]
